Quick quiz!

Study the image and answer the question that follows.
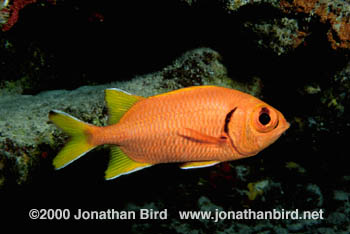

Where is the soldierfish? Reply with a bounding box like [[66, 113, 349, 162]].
[[49, 86, 290, 180]]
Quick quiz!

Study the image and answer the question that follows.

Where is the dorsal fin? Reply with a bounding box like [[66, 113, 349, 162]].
[[104, 88, 144, 125], [105, 146, 152, 180], [151, 85, 216, 98]]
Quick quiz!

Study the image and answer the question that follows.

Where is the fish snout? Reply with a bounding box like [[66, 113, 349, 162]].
[[277, 115, 290, 135]]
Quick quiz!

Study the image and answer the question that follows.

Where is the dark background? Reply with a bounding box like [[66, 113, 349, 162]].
[[1, 0, 349, 230]]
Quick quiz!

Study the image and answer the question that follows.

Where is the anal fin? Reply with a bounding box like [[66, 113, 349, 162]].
[[105, 146, 152, 180], [180, 161, 220, 169]]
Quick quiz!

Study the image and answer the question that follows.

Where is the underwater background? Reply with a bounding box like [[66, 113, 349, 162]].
[[0, 0, 349, 232]]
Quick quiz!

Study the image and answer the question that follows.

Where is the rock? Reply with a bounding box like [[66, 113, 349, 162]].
[[280, 0, 350, 50], [333, 190, 350, 201], [184, 0, 350, 52], [0, 47, 260, 188], [327, 212, 347, 225], [316, 228, 337, 234], [198, 196, 223, 212], [306, 184, 323, 207], [244, 17, 301, 55], [1, 0, 348, 98], [0, 1, 349, 232]]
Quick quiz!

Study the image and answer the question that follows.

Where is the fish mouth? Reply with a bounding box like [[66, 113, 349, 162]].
[[282, 121, 291, 132], [275, 120, 290, 137], [276, 111, 290, 133], [285, 121, 291, 130]]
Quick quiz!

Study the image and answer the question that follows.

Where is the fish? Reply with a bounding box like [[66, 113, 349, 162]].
[[48, 85, 290, 180]]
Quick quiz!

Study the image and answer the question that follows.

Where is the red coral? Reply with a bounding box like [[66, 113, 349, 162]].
[[280, 0, 350, 50], [0, 0, 37, 31], [209, 162, 235, 188]]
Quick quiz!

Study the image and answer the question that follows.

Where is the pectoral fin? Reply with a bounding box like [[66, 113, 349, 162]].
[[177, 128, 227, 145], [180, 161, 220, 169]]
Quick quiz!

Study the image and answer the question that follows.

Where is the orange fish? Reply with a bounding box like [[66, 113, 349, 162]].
[[49, 86, 289, 180]]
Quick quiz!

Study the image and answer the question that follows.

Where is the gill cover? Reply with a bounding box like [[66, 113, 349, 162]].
[[226, 103, 281, 157]]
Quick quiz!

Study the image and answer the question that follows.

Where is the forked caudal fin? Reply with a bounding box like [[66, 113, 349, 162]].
[[49, 88, 151, 179], [48, 110, 97, 169]]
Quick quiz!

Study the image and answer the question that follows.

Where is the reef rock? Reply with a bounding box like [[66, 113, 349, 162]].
[[0, 48, 260, 188]]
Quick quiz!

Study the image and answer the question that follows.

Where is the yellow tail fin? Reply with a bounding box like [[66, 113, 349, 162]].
[[49, 110, 96, 169]]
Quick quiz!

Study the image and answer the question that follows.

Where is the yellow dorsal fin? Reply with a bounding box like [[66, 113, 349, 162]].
[[177, 128, 227, 145], [104, 88, 144, 125], [152, 85, 216, 98], [180, 161, 220, 169], [105, 146, 152, 180]]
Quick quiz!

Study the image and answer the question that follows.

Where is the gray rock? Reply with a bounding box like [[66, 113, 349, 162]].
[[316, 228, 337, 234], [0, 48, 260, 188], [334, 190, 350, 201], [327, 212, 347, 225], [183, 0, 350, 52], [198, 196, 223, 212]]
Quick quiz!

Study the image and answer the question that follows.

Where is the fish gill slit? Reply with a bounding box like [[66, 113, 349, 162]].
[[224, 107, 237, 134]]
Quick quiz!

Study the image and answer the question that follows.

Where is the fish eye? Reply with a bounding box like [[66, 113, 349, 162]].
[[259, 112, 271, 125], [252, 106, 278, 133]]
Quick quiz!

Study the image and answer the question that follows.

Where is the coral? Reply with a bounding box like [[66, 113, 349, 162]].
[[161, 48, 261, 96], [247, 180, 269, 200], [280, 0, 350, 50], [238, 0, 350, 51], [0, 1, 349, 232], [183, 0, 350, 52], [224, 0, 281, 12], [0, 0, 56, 31], [285, 161, 306, 173], [244, 17, 302, 55], [0, 0, 37, 31]]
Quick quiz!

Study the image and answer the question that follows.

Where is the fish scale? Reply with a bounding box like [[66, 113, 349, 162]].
[[110, 91, 236, 163]]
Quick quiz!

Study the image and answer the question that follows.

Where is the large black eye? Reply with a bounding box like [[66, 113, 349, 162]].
[[259, 112, 271, 125]]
